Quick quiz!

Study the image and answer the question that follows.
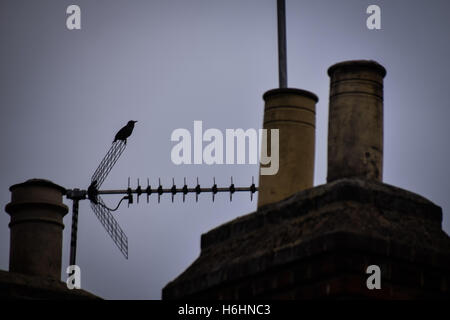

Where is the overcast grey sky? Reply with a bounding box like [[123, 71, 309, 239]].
[[1, 0, 449, 299]]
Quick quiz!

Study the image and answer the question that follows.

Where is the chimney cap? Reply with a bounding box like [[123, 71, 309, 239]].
[[263, 88, 319, 103], [327, 60, 387, 78], [9, 179, 67, 195]]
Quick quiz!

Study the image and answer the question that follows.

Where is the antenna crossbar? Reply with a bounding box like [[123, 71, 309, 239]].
[[97, 187, 256, 195], [91, 177, 258, 204]]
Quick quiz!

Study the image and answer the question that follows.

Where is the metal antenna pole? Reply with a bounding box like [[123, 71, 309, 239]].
[[69, 199, 79, 266], [67, 188, 86, 266], [277, 0, 287, 88]]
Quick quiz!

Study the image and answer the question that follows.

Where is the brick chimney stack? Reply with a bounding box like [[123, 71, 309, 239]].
[[163, 61, 450, 300], [327, 60, 386, 182], [5, 179, 68, 280]]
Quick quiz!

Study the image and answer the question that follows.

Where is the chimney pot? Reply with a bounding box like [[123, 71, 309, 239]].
[[327, 60, 386, 182], [5, 179, 68, 279], [258, 88, 318, 208]]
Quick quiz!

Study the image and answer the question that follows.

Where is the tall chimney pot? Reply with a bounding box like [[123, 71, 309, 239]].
[[327, 60, 386, 182], [258, 88, 318, 208]]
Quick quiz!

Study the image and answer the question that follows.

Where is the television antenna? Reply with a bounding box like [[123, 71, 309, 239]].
[[65, 123, 258, 265]]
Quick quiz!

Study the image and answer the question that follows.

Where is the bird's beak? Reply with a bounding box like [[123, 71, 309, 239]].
[[134, 120, 138, 123]]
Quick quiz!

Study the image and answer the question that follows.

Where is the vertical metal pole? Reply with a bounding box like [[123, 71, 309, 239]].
[[69, 199, 79, 266], [277, 0, 287, 88]]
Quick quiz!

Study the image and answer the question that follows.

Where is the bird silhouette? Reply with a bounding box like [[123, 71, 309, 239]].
[[113, 120, 137, 144]]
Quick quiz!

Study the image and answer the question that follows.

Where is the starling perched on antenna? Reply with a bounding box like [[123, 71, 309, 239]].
[[113, 120, 138, 144]]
